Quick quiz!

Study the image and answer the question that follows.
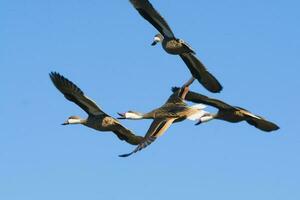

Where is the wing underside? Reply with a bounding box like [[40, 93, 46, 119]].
[[119, 118, 175, 157], [130, 0, 175, 38]]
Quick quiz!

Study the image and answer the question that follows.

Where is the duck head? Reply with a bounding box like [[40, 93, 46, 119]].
[[117, 111, 143, 120], [151, 33, 164, 46], [195, 113, 215, 125], [62, 116, 84, 125]]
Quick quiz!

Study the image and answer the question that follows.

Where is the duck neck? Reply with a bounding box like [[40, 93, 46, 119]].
[[142, 112, 156, 119]]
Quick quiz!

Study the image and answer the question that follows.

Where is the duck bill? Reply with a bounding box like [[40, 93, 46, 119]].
[[61, 121, 69, 125], [151, 41, 158, 46], [195, 120, 202, 126], [117, 112, 126, 119]]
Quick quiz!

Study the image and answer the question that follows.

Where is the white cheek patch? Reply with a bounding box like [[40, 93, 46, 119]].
[[154, 36, 161, 42], [125, 112, 141, 119], [68, 118, 81, 124], [200, 115, 214, 123]]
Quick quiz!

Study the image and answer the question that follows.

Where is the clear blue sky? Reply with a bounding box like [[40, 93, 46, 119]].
[[1, 0, 299, 199]]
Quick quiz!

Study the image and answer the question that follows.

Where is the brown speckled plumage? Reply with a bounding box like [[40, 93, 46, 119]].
[[129, 0, 222, 93], [172, 87, 280, 132], [50, 72, 143, 145]]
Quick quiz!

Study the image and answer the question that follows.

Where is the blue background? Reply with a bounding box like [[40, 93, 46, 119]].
[[1, 0, 299, 199]]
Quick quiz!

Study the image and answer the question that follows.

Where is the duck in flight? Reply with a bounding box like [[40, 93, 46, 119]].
[[49, 72, 144, 145], [129, 0, 223, 93], [117, 79, 209, 157], [172, 87, 279, 132]]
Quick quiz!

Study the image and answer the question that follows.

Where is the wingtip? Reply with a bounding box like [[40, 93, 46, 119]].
[[269, 124, 280, 132], [200, 78, 223, 93], [171, 86, 180, 93], [49, 71, 57, 83], [49, 71, 55, 78], [49, 71, 61, 81], [212, 85, 223, 93], [118, 153, 133, 158], [49, 71, 58, 76], [216, 84, 224, 93]]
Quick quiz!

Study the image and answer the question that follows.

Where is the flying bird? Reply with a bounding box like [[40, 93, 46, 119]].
[[129, 0, 223, 93], [49, 72, 144, 145], [117, 83, 209, 157], [172, 87, 279, 132]]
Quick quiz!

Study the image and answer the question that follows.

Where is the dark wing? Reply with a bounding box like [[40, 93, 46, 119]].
[[164, 90, 186, 105], [172, 87, 233, 110], [236, 107, 280, 132], [50, 72, 106, 116], [130, 0, 175, 39], [119, 118, 175, 157], [112, 123, 144, 145], [164, 86, 193, 107], [246, 118, 280, 132], [180, 53, 223, 93]]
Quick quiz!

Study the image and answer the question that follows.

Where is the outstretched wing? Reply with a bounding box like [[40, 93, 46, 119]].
[[119, 118, 175, 157], [50, 72, 106, 116], [172, 87, 232, 110], [246, 118, 280, 132], [180, 53, 223, 93], [112, 123, 144, 145], [236, 107, 280, 132], [129, 0, 175, 39]]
